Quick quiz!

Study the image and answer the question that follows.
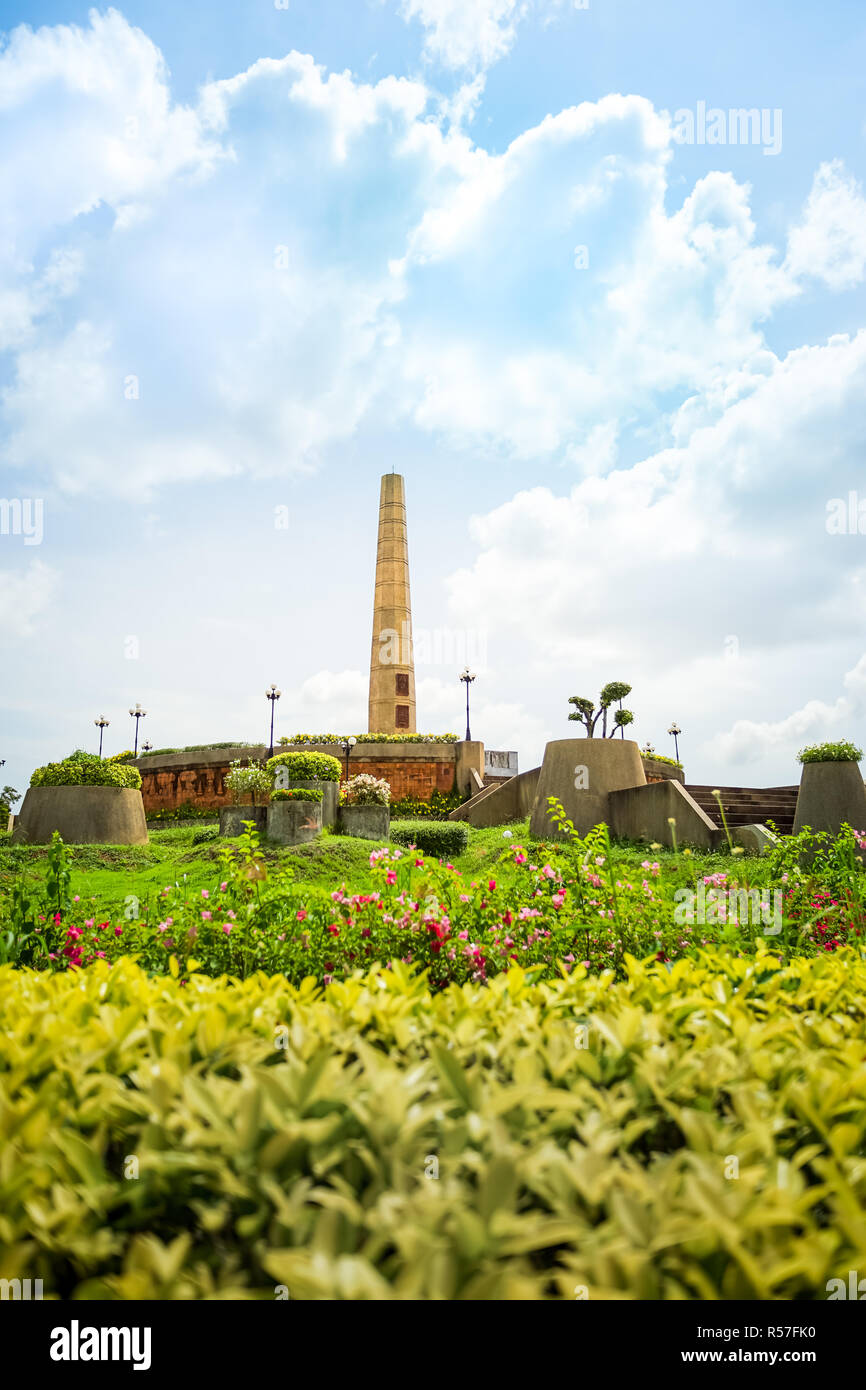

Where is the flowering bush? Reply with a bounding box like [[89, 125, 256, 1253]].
[[798, 740, 863, 763], [341, 774, 391, 806], [225, 758, 271, 805], [30, 750, 141, 790]]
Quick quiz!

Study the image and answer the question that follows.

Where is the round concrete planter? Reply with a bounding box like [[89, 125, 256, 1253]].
[[282, 780, 339, 828], [219, 805, 268, 837], [793, 761, 866, 840], [267, 799, 323, 846], [13, 786, 148, 845], [338, 804, 390, 841], [530, 738, 646, 840]]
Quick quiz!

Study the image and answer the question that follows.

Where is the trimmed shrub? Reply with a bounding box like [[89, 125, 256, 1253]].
[[390, 819, 469, 857], [271, 788, 324, 803], [30, 750, 142, 791], [191, 827, 219, 846], [3, 948, 866, 1299], [798, 740, 863, 764], [266, 751, 342, 783], [225, 758, 271, 805]]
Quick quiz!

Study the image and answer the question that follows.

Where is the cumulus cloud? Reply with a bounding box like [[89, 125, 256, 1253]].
[[399, 0, 526, 71], [785, 161, 866, 291], [0, 559, 60, 636]]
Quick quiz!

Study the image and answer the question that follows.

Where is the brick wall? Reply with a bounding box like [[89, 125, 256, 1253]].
[[137, 743, 461, 814]]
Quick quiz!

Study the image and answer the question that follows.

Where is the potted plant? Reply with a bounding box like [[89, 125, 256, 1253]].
[[219, 759, 271, 837], [13, 751, 148, 845], [267, 787, 323, 846], [266, 751, 342, 827], [338, 774, 391, 841], [793, 740, 866, 842]]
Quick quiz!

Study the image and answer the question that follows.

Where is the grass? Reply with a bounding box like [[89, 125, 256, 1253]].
[[0, 818, 769, 926]]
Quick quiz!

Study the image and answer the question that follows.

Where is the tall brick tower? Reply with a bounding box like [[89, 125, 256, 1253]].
[[368, 472, 416, 734]]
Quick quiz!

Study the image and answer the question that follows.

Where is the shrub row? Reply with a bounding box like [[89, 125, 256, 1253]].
[[389, 819, 469, 858], [279, 733, 459, 745], [2, 948, 865, 1299], [271, 788, 324, 803], [266, 752, 342, 783]]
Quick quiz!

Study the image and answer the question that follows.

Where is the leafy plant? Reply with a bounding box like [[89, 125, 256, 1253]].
[[568, 681, 635, 738], [3, 947, 866, 1299], [798, 740, 863, 763], [640, 746, 682, 768], [390, 789, 465, 820], [0, 785, 21, 817], [30, 750, 142, 790]]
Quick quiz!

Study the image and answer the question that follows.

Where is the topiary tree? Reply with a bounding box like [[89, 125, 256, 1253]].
[[568, 681, 635, 738]]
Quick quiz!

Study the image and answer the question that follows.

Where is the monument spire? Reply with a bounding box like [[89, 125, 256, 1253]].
[[368, 473, 416, 734]]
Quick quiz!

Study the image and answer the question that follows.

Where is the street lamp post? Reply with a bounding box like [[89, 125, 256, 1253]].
[[129, 705, 147, 757], [94, 715, 110, 758], [266, 684, 282, 760], [141, 740, 153, 755], [340, 735, 357, 782], [459, 667, 476, 742], [668, 722, 682, 764]]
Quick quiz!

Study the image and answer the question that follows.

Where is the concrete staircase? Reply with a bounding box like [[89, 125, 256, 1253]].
[[685, 785, 799, 836]]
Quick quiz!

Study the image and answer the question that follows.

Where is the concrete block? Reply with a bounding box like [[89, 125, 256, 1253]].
[[338, 805, 390, 841], [793, 761, 866, 838], [266, 800, 322, 846], [219, 805, 267, 837], [608, 780, 718, 849]]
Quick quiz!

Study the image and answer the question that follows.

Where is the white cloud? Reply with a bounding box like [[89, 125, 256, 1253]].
[[785, 161, 866, 291], [400, 0, 526, 71], [0, 559, 59, 636]]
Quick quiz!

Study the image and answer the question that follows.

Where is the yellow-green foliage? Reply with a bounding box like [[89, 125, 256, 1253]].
[[1, 947, 866, 1300]]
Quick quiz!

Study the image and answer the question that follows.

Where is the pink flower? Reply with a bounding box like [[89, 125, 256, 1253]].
[[201, 889, 209, 899], [201, 911, 212, 921], [488, 879, 496, 891], [114, 926, 122, 937], [296, 909, 307, 922], [222, 924, 232, 935], [386, 871, 397, 885]]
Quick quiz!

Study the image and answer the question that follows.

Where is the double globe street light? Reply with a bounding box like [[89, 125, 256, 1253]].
[[266, 684, 282, 759], [94, 715, 110, 758], [459, 667, 476, 742], [129, 705, 147, 757]]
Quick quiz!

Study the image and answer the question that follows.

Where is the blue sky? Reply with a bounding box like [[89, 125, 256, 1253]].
[[2, 0, 866, 795]]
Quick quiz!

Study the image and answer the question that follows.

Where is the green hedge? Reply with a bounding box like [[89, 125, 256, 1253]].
[[3, 948, 866, 1298], [280, 733, 459, 745], [390, 790, 465, 820], [30, 751, 142, 791], [390, 819, 469, 858], [266, 752, 342, 783], [271, 788, 324, 803]]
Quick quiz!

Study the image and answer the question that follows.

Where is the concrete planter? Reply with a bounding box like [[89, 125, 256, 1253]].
[[338, 804, 390, 841], [283, 780, 339, 828], [793, 761, 866, 841], [267, 799, 323, 846], [219, 805, 267, 837], [13, 786, 148, 845], [530, 738, 646, 840]]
